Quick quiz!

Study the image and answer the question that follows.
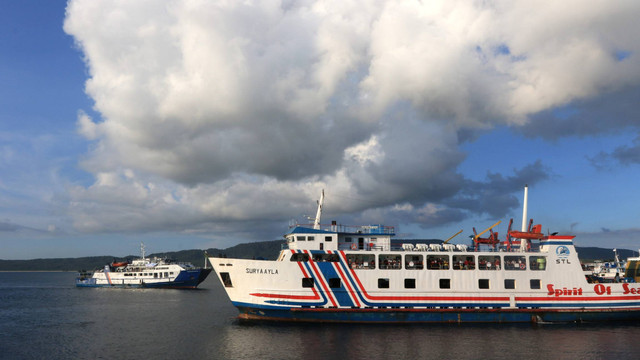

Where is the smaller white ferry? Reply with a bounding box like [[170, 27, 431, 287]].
[[76, 243, 211, 289], [591, 249, 627, 283]]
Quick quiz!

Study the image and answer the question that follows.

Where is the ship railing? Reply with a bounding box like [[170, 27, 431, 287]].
[[291, 223, 395, 235], [387, 244, 542, 253]]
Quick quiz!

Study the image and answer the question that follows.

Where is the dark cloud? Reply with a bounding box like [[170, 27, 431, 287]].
[[590, 135, 640, 168], [518, 85, 640, 140], [0, 221, 20, 232], [444, 160, 550, 219]]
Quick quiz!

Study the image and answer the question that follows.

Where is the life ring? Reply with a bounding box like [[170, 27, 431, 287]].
[[520, 263, 525, 270], [351, 243, 357, 250]]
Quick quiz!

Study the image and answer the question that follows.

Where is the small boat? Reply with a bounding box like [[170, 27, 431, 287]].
[[76, 243, 212, 289], [591, 249, 627, 283], [210, 187, 640, 323], [625, 250, 640, 283]]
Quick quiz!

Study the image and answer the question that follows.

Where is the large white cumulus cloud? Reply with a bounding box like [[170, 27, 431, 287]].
[[64, 0, 640, 238]]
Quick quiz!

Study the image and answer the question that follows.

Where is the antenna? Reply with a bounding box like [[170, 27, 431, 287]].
[[520, 184, 529, 252], [313, 189, 324, 230]]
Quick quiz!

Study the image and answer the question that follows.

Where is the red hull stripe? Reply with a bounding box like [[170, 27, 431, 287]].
[[250, 292, 320, 300], [518, 295, 640, 302], [304, 250, 338, 307], [329, 250, 361, 307]]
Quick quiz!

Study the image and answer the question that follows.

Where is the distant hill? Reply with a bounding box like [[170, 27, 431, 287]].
[[0, 240, 635, 271], [574, 247, 637, 262], [0, 240, 286, 272]]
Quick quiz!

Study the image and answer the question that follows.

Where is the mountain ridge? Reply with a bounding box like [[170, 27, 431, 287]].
[[0, 241, 636, 271]]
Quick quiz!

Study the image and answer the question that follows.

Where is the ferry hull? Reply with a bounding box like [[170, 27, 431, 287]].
[[233, 304, 640, 323]]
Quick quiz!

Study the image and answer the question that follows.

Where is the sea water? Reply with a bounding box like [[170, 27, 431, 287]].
[[1, 272, 639, 360]]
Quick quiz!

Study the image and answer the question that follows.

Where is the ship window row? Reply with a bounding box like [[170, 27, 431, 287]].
[[289, 253, 547, 271], [301, 276, 542, 290], [377, 278, 541, 290], [291, 235, 334, 242], [123, 272, 174, 277]]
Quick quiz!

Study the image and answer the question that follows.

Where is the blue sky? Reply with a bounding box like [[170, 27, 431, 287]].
[[1, 1, 640, 259]]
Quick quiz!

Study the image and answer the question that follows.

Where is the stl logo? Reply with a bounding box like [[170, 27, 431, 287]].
[[556, 246, 570, 257]]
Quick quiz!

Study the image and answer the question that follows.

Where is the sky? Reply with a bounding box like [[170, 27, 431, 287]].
[[1, 0, 640, 260]]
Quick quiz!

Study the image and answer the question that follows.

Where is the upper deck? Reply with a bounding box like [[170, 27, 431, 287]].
[[285, 220, 574, 255]]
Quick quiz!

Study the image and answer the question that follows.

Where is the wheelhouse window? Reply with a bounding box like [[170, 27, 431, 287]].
[[405, 255, 423, 270], [504, 256, 526, 270], [379, 254, 402, 269], [297, 236, 306, 241], [427, 255, 449, 270], [325, 236, 333, 242], [308, 236, 315, 241], [529, 256, 547, 270], [478, 255, 500, 270], [346, 254, 375, 269], [453, 255, 475, 270], [290, 253, 310, 262]]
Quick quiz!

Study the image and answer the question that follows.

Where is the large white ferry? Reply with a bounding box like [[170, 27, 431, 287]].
[[76, 243, 211, 289], [210, 188, 640, 323]]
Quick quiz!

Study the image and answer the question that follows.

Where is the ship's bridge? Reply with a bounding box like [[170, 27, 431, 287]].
[[285, 223, 395, 252]]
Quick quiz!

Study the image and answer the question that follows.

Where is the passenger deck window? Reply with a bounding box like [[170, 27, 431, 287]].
[[427, 255, 449, 270], [529, 256, 547, 270], [290, 253, 310, 262], [478, 256, 500, 270], [313, 253, 339, 262], [453, 255, 475, 270], [346, 254, 375, 269], [379, 254, 402, 269], [405, 255, 423, 270], [504, 256, 526, 270], [329, 278, 341, 288]]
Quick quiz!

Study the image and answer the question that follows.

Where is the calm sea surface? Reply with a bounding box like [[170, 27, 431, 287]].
[[1, 272, 640, 360]]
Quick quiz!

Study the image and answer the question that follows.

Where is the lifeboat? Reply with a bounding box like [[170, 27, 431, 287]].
[[508, 231, 545, 240], [509, 224, 545, 240], [111, 261, 128, 267]]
